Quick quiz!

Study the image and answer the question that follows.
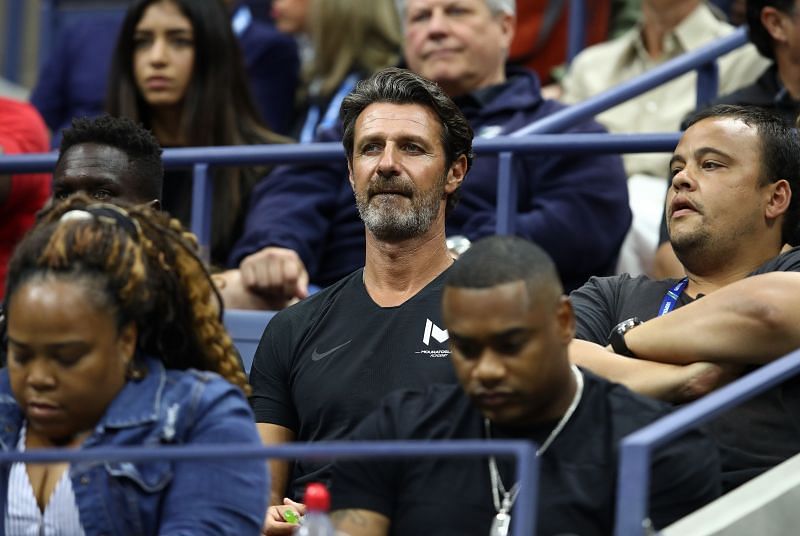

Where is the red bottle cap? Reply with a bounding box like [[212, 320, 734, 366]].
[[304, 482, 330, 512]]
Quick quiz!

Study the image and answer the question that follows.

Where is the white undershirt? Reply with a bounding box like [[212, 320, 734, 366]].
[[5, 423, 85, 536]]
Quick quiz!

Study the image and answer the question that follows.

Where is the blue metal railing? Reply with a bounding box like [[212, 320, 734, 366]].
[[0, 133, 684, 172], [567, 0, 587, 63], [615, 348, 800, 536], [0, 132, 682, 249], [514, 27, 748, 136], [0, 439, 539, 535]]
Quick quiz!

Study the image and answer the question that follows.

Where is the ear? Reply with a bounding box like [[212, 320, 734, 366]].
[[148, 199, 161, 211], [761, 6, 790, 44], [496, 10, 516, 52], [444, 154, 468, 196], [117, 322, 138, 367], [765, 178, 792, 221], [555, 296, 576, 344]]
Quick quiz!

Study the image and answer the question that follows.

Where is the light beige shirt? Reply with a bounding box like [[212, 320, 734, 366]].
[[561, 2, 770, 177]]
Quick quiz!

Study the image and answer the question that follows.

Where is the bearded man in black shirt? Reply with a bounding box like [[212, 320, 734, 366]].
[[252, 67, 474, 535], [570, 104, 800, 491]]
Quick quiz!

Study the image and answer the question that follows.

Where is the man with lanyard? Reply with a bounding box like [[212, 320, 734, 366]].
[[654, 0, 800, 278], [220, 0, 630, 308], [326, 236, 720, 536], [569, 104, 800, 491]]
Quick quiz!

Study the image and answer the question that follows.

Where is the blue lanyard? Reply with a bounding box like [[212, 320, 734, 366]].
[[658, 277, 689, 317], [299, 73, 360, 143]]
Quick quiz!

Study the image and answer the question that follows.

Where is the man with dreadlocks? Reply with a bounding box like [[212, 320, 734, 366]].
[[0, 195, 266, 534]]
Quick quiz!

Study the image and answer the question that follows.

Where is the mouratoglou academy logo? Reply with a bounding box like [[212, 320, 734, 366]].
[[417, 318, 450, 358], [422, 319, 448, 346]]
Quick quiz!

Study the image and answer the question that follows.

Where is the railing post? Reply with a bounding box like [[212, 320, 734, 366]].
[[567, 0, 586, 64], [615, 441, 651, 536], [191, 163, 212, 261], [512, 443, 540, 535], [696, 61, 720, 109], [495, 152, 517, 235]]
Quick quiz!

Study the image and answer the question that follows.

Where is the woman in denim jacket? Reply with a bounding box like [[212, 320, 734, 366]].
[[0, 196, 267, 535]]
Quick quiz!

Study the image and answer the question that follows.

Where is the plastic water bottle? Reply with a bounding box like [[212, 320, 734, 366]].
[[295, 483, 335, 536]]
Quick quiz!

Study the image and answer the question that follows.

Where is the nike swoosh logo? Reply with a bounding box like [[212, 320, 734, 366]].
[[311, 340, 352, 361]]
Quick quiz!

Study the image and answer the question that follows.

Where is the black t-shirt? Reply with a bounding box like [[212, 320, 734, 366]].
[[330, 372, 720, 535], [249, 268, 456, 499], [570, 248, 800, 491]]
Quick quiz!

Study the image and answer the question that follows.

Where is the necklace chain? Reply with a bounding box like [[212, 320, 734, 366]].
[[485, 365, 584, 514]]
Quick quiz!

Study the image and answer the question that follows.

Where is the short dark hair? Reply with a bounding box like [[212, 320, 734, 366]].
[[685, 104, 800, 245], [747, 0, 794, 59], [57, 115, 163, 200], [445, 236, 563, 302], [340, 67, 474, 214]]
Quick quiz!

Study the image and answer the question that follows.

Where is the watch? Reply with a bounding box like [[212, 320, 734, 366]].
[[608, 317, 643, 357], [446, 235, 472, 256]]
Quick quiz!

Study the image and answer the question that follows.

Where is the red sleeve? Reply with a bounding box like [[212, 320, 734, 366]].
[[0, 98, 51, 298], [509, 0, 611, 84], [0, 97, 50, 154]]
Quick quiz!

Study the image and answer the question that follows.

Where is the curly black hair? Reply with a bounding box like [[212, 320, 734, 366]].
[[57, 115, 164, 201]]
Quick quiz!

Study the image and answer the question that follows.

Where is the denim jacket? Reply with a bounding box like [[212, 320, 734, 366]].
[[0, 355, 268, 535]]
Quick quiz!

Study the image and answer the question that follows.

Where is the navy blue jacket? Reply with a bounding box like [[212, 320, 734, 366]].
[[31, 7, 299, 144], [30, 12, 125, 147], [0, 356, 267, 535], [230, 68, 631, 291]]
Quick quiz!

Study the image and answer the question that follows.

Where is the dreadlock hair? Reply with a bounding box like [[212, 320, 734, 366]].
[[3, 194, 249, 394]]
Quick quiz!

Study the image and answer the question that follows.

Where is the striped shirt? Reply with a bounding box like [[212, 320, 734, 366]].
[[4, 423, 85, 535]]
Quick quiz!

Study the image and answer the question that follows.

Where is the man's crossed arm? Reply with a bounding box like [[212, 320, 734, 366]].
[[570, 272, 800, 401]]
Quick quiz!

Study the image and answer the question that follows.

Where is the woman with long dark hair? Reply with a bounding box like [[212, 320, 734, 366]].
[[108, 0, 289, 266]]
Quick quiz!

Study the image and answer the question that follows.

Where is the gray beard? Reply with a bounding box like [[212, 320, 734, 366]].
[[356, 191, 441, 242], [355, 174, 446, 242]]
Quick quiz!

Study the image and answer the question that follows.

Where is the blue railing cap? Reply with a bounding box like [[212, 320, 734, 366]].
[[0, 133, 683, 174]]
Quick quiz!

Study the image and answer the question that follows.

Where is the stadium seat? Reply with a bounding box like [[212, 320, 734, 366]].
[[223, 309, 276, 374]]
